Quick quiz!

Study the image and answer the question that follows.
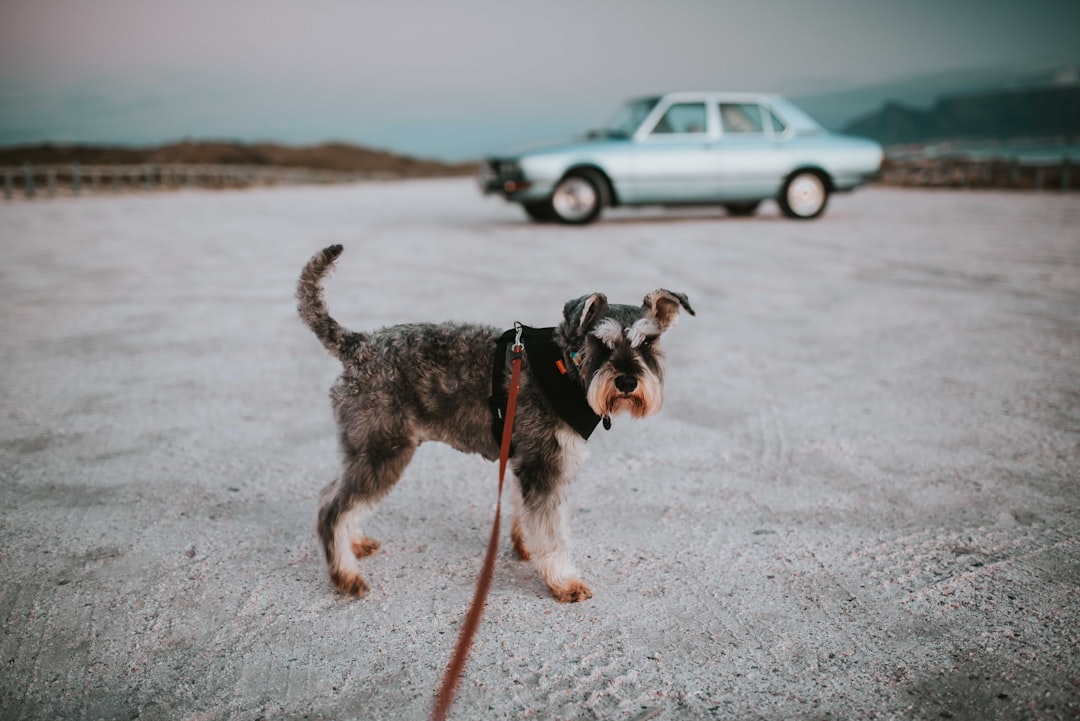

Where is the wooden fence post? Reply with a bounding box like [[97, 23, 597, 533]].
[[0, 163, 383, 197], [23, 163, 35, 199]]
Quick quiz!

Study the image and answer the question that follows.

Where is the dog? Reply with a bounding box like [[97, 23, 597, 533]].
[[297, 244, 694, 602]]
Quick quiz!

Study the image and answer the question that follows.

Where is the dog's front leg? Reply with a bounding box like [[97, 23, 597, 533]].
[[512, 434, 592, 603], [508, 478, 531, 562], [523, 493, 592, 602]]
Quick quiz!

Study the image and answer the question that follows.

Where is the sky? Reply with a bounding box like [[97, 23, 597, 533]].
[[1, 0, 1078, 161]]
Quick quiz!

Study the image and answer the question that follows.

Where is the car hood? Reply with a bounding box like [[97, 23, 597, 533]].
[[490, 135, 629, 159]]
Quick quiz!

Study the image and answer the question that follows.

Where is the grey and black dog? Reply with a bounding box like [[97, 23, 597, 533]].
[[297, 244, 694, 602]]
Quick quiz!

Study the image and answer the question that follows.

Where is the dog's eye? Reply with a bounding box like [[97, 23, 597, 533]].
[[586, 337, 612, 361], [639, 335, 659, 348]]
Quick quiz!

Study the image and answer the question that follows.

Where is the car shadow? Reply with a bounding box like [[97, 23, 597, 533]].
[[485, 204, 786, 228], [497, 213, 785, 228], [601, 208, 784, 225]]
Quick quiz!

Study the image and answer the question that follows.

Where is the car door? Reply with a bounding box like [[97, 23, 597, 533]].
[[622, 100, 718, 203], [713, 102, 790, 200]]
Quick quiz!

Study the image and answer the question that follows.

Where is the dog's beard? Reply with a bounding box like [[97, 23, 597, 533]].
[[586, 366, 663, 419]]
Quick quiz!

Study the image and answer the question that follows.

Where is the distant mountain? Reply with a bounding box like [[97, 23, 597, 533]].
[[839, 86, 1080, 146], [791, 64, 1080, 132], [0, 140, 476, 176]]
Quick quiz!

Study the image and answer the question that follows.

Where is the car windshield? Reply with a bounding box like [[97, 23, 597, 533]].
[[589, 97, 660, 138]]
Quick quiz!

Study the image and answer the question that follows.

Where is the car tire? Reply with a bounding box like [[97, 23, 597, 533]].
[[724, 201, 760, 217], [549, 170, 607, 225], [522, 201, 556, 222], [779, 170, 829, 219]]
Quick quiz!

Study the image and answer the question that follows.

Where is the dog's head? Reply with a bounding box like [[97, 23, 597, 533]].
[[556, 289, 695, 420]]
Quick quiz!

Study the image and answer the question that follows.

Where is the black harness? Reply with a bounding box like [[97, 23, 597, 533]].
[[489, 325, 602, 447]]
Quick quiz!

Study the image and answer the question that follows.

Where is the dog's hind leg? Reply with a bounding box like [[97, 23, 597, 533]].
[[317, 488, 374, 596], [317, 431, 417, 597]]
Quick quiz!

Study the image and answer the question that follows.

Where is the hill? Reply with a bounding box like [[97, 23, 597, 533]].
[[841, 86, 1080, 146], [0, 140, 476, 176]]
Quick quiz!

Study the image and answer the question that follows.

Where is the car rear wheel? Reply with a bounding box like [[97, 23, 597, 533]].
[[724, 201, 761, 217], [550, 170, 606, 225], [779, 170, 829, 219]]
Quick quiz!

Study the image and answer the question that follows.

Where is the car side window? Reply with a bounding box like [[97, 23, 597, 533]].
[[719, 103, 765, 134], [649, 103, 708, 135]]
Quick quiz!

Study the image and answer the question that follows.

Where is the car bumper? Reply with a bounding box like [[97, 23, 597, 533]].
[[480, 175, 535, 196], [478, 160, 552, 201], [832, 169, 882, 192]]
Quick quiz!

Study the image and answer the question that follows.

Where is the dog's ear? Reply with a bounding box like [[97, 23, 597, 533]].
[[563, 293, 609, 332], [642, 289, 695, 331]]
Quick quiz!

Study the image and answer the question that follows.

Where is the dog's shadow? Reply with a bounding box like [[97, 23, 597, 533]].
[[369, 495, 559, 602]]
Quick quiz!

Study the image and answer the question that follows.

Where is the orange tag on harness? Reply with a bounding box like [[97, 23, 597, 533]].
[[555, 359, 568, 375]]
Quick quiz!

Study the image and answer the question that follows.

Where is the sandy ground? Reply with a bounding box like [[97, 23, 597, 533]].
[[1, 180, 1078, 721]]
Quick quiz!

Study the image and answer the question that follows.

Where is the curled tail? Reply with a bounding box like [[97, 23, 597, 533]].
[[297, 244, 364, 360]]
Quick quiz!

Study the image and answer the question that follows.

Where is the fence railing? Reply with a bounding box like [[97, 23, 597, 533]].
[[5, 156, 1077, 200], [1, 163, 408, 199], [878, 155, 1076, 191]]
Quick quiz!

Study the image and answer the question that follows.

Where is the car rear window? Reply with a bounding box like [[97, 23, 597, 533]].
[[720, 103, 765, 134]]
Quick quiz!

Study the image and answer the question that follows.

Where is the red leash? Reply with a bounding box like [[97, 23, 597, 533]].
[[431, 325, 524, 721]]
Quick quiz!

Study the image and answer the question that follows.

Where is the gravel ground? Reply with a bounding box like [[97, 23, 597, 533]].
[[1, 180, 1078, 721]]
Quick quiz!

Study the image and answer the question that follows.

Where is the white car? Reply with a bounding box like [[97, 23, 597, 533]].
[[480, 92, 883, 224]]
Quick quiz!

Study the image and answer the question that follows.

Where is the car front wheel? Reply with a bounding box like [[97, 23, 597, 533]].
[[549, 170, 606, 225], [779, 171, 829, 219]]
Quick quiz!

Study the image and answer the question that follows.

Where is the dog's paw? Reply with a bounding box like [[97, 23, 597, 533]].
[[510, 521, 531, 561], [550, 579, 593, 603], [330, 568, 370, 597], [350, 536, 381, 558]]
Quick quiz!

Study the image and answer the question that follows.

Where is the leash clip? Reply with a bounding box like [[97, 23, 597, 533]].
[[511, 321, 524, 355]]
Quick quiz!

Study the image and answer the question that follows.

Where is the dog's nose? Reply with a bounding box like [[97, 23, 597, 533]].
[[614, 375, 637, 393]]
